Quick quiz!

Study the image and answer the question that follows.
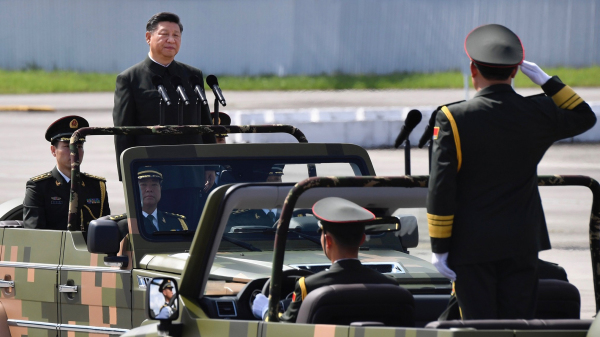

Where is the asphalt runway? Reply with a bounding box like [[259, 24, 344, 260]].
[[0, 90, 598, 318]]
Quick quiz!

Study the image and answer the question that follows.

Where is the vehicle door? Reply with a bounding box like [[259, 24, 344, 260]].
[[58, 230, 131, 336], [0, 227, 62, 337]]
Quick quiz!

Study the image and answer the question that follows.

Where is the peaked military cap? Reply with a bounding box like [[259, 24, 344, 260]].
[[268, 165, 284, 177], [312, 197, 375, 227], [138, 169, 163, 181], [45, 115, 89, 143], [159, 280, 174, 292], [211, 112, 231, 138], [465, 24, 524, 67]]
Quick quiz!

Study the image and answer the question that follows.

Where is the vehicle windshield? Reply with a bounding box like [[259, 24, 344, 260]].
[[130, 157, 369, 242]]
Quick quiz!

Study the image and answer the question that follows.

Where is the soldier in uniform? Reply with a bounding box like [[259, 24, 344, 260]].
[[426, 24, 596, 319], [23, 116, 111, 230], [137, 169, 188, 232], [252, 197, 398, 322], [155, 280, 177, 319]]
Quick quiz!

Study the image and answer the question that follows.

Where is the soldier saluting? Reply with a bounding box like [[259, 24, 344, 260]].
[[426, 24, 596, 319], [23, 116, 111, 230]]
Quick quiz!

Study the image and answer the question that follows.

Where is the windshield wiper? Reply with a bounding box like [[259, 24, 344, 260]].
[[152, 230, 195, 236], [231, 227, 322, 246], [221, 236, 262, 252]]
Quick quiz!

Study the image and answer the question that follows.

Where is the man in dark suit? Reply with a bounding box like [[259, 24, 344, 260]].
[[252, 197, 398, 322], [426, 24, 596, 319], [23, 116, 111, 230], [112, 12, 216, 189], [138, 169, 187, 233]]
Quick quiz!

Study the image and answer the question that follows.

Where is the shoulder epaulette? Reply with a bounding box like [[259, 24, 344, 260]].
[[524, 93, 547, 99], [231, 209, 250, 215], [165, 212, 186, 219], [109, 213, 127, 221], [81, 172, 106, 181], [30, 172, 52, 182], [438, 100, 466, 110]]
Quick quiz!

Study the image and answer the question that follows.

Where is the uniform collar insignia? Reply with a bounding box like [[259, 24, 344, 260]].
[[55, 180, 61, 186], [82, 181, 85, 187], [162, 217, 166, 223], [255, 213, 260, 219]]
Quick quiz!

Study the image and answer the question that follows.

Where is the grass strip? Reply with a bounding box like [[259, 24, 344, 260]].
[[1, 66, 600, 94]]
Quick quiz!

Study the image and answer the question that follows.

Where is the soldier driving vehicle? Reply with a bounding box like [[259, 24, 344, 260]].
[[23, 115, 111, 230], [426, 24, 596, 320]]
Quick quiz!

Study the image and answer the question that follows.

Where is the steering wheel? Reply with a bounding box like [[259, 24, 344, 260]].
[[261, 269, 314, 297]]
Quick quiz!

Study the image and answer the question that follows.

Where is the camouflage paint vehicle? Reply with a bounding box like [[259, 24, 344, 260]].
[[0, 125, 598, 336], [122, 174, 600, 337], [0, 125, 449, 336]]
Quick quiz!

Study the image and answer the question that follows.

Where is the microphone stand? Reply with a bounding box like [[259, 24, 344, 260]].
[[159, 97, 165, 126], [404, 139, 411, 175], [213, 98, 219, 126], [178, 98, 183, 125]]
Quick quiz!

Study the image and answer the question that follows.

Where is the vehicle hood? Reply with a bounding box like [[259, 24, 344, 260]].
[[140, 250, 447, 285]]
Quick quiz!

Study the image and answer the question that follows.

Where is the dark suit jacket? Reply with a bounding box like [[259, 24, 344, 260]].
[[279, 259, 398, 323], [142, 209, 188, 233], [23, 167, 111, 230], [426, 76, 596, 265], [112, 56, 216, 179]]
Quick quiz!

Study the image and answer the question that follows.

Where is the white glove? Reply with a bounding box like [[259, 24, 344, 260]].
[[252, 293, 269, 320], [432, 252, 456, 281], [520, 60, 551, 86]]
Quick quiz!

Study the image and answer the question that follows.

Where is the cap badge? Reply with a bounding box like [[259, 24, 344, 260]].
[[70, 119, 78, 129]]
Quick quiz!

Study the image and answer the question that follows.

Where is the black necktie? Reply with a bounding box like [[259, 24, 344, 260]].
[[146, 214, 156, 230]]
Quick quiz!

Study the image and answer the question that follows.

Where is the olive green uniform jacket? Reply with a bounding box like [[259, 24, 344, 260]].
[[279, 259, 398, 323], [23, 167, 111, 230], [426, 77, 596, 266]]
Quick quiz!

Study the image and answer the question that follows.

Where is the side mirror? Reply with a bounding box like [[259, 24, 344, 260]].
[[147, 278, 179, 321], [391, 212, 419, 249], [87, 219, 128, 268]]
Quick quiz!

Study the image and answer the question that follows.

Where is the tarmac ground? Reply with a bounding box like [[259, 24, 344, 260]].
[[0, 89, 597, 319]]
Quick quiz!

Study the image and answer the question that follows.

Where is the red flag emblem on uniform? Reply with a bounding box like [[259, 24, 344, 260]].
[[433, 127, 440, 139]]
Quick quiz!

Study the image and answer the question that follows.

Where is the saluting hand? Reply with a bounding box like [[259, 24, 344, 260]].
[[432, 252, 456, 281], [520, 60, 551, 86]]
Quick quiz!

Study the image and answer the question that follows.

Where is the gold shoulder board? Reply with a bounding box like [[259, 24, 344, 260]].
[[81, 172, 107, 181], [165, 212, 186, 219], [30, 172, 52, 182]]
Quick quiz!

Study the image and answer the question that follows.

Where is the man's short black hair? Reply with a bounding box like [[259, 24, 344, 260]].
[[146, 12, 183, 33], [475, 63, 517, 81], [321, 222, 365, 248]]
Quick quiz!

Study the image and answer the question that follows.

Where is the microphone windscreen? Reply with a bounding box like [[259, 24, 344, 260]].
[[206, 75, 219, 87], [171, 75, 183, 87], [405, 109, 422, 129], [189, 75, 200, 86], [152, 75, 163, 87]]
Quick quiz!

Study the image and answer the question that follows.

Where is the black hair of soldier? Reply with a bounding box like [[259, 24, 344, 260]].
[[146, 12, 183, 33], [474, 63, 517, 81], [320, 222, 365, 248]]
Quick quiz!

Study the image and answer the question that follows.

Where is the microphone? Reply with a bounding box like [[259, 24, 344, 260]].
[[170, 75, 190, 106], [152, 76, 171, 106], [206, 75, 226, 106], [189, 75, 208, 105], [394, 109, 422, 148], [418, 109, 439, 148]]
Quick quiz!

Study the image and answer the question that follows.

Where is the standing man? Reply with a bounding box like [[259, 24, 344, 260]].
[[23, 116, 111, 230], [113, 12, 216, 190], [252, 197, 398, 322], [137, 169, 188, 232], [426, 24, 596, 320]]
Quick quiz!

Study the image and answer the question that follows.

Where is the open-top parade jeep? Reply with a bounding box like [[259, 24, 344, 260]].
[[0, 125, 598, 336]]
